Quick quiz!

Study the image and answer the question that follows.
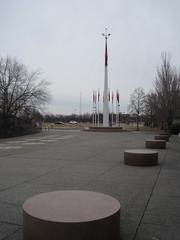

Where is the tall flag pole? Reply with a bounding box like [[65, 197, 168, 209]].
[[97, 89, 100, 126], [112, 91, 114, 126], [102, 28, 111, 127], [116, 90, 119, 126], [94, 90, 97, 126], [92, 91, 95, 126], [118, 91, 120, 127], [79, 92, 82, 116]]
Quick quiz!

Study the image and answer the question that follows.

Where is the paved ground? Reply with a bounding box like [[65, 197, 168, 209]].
[[0, 129, 179, 240]]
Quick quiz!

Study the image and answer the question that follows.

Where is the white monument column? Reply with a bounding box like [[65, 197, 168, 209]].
[[102, 28, 110, 127]]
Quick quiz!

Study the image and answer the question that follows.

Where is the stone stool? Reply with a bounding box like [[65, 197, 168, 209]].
[[145, 140, 166, 149], [160, 133, 171, 137], [154, 135, 169, 141], [124, 149, 158, 166], [23, 190, 121, 240]]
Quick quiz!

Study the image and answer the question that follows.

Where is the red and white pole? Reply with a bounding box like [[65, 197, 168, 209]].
[[102, 28, 111, 127]]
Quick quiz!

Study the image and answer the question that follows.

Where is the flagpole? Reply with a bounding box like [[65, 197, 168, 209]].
[[117, 90, 120, 127], [118, 102, 120, 127], [116, 100, 118, 126], [94, 91, 97, 126], [97, 89, 100, 127], [116, 90, 119, 126], [118, 91, 120, 127], [112, 91, 114, 126], [92, 91, 94, 126], [79, 92, 82, 116], [116, 91, 117, 126], [102, 28, 111, 127]]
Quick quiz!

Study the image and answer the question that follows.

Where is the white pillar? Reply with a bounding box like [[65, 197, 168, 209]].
[[102, 30, 110, 127], [103, 65, 109, 127], [112, 96, 114, 126]]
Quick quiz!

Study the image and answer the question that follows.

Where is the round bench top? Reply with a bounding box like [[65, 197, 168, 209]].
[[124, 149, 157, 154], [23, 190, 120, 223]]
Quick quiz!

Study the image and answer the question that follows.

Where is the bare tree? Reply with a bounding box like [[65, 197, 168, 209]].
[[0, 56, 50, 128], [154, 52, 180, 130], [128, 87, 145, 131], [144, 91, 162, 128], [144, 92, 154, 127]]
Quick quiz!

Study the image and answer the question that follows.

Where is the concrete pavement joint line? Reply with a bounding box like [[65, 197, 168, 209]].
[[0, 200, 22, 207], [0, 156, 82, 199], [0, 220, 22, 227], [88, 146, 117, 160], [80, 161, 121, 190], [0, 135, 78, 156], [22, 158, 98, 188], [2, 227, 22, 240], [133, 148, 169, 240], [0, 162, 70, 194], [0, 146, 23, 150], [141, 222, 180, 227], [4, 141, 67, 158]]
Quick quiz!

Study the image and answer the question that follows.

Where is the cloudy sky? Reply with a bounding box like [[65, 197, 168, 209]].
[[1, 0, 180, 114]]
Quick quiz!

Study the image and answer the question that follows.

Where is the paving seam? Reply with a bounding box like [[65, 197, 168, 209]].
[[0, 200, 23, 207], [0, 145, 110, 197], [1, 227, 22, 240], [77, 146, 125, 189], [139, 222, 180, 227], [133, 148, 169, 240], [79, 161, 121, 190], [0, 160, 75, 194], [0, 138, 78, 158], [0, 153, 96, 200], [0, 220, 22, 227], [14, 154, 113, 189], [0, 133, 80, 158]]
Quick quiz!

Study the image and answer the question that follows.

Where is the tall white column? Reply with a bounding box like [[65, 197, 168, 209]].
[[102, 29, 110, 127], [103, 64, 109, 127]]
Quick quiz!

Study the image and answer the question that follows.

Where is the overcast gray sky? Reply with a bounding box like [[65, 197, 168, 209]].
[[1, 0, 180, 114]]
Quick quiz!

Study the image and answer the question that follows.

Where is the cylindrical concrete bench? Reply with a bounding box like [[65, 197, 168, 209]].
[[23, 190, 121, 240], [124, 149, 158, 166], [145, 140, 166, 149], [154, 135, 169, 141], [160, 133, 171, 137]]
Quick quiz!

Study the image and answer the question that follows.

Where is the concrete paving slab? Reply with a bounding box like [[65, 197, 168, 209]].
[[0, 183, 66, 206], [142, 195, 180, 226], [98, 164, 160, 185], [135, 224, 180, 240], [0, 174, 30, 191], [31, 169, 98, 188], [5, 228, 23, 240], [159, 169, 180, 179], [153, 178, 180, 197], [0, 223, 19, 240], [60, 161, 117, 174], [121, 205, 146, 239], [0, 159, 73, 177], [0, 202, 22, 225], [83, 179, 152, 207], [0, 130, 179, 239]]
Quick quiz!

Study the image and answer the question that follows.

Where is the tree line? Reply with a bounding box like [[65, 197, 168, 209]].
[[128, 52, 180, 131], [0, 56, 49, 135]]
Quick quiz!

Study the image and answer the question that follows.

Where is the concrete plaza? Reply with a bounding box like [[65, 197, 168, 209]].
[[0, 129, 179, 240]]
